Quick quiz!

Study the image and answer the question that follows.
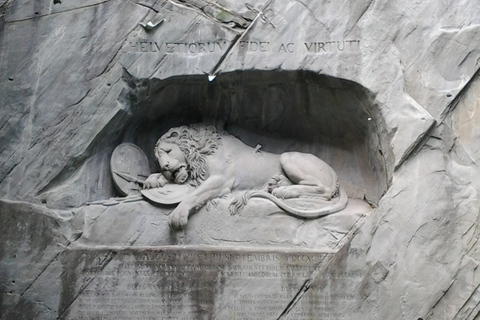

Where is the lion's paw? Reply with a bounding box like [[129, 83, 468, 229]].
[[272, 186, 300, 199], [169, 207, 189, 229], [143, 174, 166, 189], [267, 174, 290, 193]]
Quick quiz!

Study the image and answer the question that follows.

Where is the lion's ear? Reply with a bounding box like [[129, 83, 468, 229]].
[[168, 132, 178, 138]]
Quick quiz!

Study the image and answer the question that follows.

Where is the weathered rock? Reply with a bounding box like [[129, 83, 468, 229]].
[[1, 0, 480, 319]]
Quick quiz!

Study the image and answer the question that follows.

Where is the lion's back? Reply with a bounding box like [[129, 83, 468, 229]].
[[215, 135, 283, 190]]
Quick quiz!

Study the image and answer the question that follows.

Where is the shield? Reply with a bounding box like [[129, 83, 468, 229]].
[[110, 143, 151, 196], [141, 184, 195, 205]]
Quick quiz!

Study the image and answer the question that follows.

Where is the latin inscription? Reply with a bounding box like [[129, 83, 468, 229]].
[[239, 40, 360, 53], [126, 39, 361, 55], [128, 40, 229, 54], [63, 248, 363, 320]]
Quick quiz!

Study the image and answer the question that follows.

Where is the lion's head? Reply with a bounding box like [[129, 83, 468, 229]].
[[154, 125, 222, 187]]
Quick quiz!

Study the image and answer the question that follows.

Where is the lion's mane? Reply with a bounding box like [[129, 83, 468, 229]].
[[155, 125, 222, 187]]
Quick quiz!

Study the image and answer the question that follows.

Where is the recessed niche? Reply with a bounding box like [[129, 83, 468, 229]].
[[122, 70, 388, 204]]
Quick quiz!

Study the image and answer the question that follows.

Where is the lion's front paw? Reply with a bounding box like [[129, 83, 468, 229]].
[[144, 175, 160, 189], [169, 206, 189, 229], [272, 186, 300, 199], [144, 173, 167, 189]]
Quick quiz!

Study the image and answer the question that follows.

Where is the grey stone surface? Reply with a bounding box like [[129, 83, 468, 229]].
[[1, 0, 480, 319], [74, 198, 369, 249], [3, 247, 338, 319]]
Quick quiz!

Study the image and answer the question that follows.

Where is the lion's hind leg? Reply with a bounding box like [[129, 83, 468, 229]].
[[272, 185, 332, 199], [267, 174, 292, 193], [275, 152, 338, 200]]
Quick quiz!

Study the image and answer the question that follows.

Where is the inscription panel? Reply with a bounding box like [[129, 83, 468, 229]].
[[61, 248, 362, 320], [125, 39, 362, 55]]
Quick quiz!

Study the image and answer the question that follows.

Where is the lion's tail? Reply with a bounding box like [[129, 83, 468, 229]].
[[229, 191, 254, 215], [229, 188, 348, 218]]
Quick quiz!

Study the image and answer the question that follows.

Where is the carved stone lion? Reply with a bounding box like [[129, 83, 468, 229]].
[[144, 125, 348, 229]]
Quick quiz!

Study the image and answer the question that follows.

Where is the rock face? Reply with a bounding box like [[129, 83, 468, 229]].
[[1, 0, 480, 319]]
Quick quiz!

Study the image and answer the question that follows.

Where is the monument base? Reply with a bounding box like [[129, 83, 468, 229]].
[[13, 246, 364, 319]]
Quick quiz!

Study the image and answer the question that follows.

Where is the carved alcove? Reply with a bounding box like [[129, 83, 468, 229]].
[[122, 70, 388, 205]]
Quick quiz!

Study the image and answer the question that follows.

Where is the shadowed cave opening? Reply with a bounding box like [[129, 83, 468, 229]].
[[121, 70, 388, 205]]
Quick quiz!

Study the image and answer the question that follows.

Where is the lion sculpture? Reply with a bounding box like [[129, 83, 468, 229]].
[[144, 125, 348, 229]]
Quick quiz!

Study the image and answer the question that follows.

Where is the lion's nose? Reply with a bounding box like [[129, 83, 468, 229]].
[[161, 158, 177, 171]]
